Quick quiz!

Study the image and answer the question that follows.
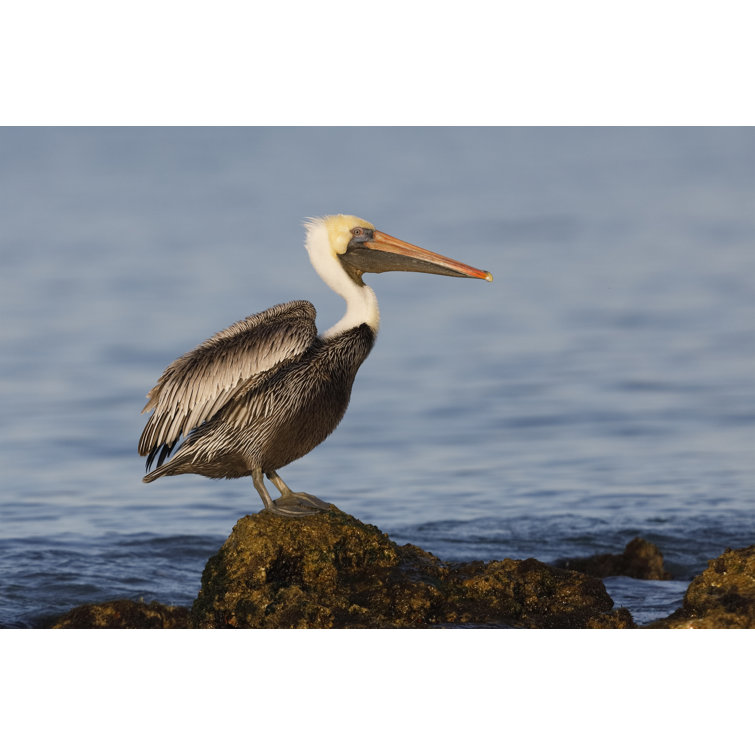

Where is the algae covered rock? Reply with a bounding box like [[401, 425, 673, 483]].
[[555, 537, 670, 580], [444, 558, 634, 628], [650, 545, 755, 628], [191, 507, 445, 628], [51, 599, 190, 628], [190, 506, 633, 628]]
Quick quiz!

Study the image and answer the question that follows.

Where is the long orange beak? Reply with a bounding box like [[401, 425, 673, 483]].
[[356, 229, 493, 281]]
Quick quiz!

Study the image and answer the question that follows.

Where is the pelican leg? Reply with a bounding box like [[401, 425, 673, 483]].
[[252, 469, 310, 518], [266, 470, 331, 516]]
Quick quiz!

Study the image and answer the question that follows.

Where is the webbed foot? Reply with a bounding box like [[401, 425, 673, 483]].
[[267, 492, 331, 518], [252, 468, 332, 518]]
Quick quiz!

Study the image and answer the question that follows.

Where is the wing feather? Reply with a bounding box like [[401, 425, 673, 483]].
[[139, 300, 317, 461]]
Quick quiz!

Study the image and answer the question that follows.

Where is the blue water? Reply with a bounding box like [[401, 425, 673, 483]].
[[1, 128, 754, 627]]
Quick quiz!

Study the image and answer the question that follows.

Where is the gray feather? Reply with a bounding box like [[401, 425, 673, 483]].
[[139, 300, 317, 463]]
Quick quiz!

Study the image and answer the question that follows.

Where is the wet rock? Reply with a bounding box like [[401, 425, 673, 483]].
[[191, 507, 443, 628], [649, 545, 755, 628], [190, 507, 634, 628], [555, 537, 670, 580], [443, 558, 635, 628], [50, 599, 190, 628]]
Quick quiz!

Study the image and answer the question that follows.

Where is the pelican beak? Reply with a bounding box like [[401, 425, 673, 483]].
[[343, 229, 493, 281]]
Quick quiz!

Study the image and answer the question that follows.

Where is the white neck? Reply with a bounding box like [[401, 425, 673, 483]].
[[305, 220, 380, 339]]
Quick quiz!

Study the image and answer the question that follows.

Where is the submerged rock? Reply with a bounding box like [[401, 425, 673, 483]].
[[649, 545, 755, 628], [555, 537, 670, 580], [50, 599, 190, 628], [190, 507, 634, 628]]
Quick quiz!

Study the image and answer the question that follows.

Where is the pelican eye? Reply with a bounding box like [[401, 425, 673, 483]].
[[351, 227, 366, 238]]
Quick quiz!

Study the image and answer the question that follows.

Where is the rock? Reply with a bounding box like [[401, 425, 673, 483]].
[[443, 558, 635, 628], [50, 599, 190, 628], [555, 537, 670, 580], [191, 507, 443, 628], [190, 507, 634, 628], [649, 545, 755, 628]]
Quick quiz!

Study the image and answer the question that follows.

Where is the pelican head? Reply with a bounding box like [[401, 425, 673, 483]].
[[306, 214, 493, 284], [311, 214, 493, 284], [304, 214, 492, 338]]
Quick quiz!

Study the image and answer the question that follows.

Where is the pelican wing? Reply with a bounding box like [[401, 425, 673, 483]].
[[139, 300, 317, 463]]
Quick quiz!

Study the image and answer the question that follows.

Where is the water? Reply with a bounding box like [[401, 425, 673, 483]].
[[1, 127, 754, 627]]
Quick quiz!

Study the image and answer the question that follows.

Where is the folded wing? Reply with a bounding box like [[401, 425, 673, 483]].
[[139, 300, 317, 468]]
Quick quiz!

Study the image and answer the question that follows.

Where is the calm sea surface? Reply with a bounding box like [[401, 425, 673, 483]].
[[1, 127, 753, 627]]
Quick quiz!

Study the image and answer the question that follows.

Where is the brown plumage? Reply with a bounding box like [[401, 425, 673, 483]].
[[140, 302, 373, 482]]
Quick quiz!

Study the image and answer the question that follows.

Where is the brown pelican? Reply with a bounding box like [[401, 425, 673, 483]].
[[139, 214, 492, 517]]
